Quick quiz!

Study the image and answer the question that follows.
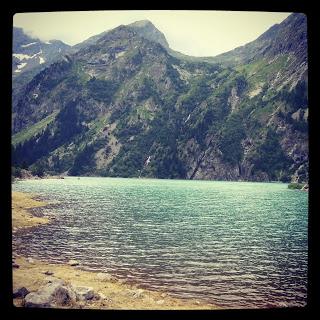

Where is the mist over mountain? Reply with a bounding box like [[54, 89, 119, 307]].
[[12, 13, 308, 183]]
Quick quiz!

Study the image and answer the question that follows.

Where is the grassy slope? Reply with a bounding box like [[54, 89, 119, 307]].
[[12, 111, 58, 146]]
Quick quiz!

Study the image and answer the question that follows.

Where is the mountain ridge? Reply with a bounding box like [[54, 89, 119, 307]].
[[12, 13, 308, 183], [12, 27, 71, 76]]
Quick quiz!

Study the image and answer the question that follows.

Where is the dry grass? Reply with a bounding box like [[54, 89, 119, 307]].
[[12, 191, 50, 229]]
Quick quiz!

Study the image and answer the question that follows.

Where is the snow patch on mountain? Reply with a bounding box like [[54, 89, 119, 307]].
[[13, 51, 43, 62], [17, 62, 27, 70], [21, 42, 37, 48], [13, 53, 32, 61]]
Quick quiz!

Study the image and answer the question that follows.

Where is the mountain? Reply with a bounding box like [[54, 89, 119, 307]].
[[72, 20, 169, 52], [211, 13, 307, 93], [12, 27, 71, 76], [72, 20, 215, 64], [12, 14, 308, 183], [128, 20, 170, 49], [212, 13, 307, 66], [12, 27, 71, 106]]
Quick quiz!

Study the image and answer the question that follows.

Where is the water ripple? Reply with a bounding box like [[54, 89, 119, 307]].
[[12, 177, 308, 309]]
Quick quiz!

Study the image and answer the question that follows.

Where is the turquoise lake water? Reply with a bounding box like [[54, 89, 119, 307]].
[[12, 177, 308, 309]]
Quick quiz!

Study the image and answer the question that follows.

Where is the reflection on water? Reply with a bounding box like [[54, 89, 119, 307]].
[[12, 177, 308, 309]]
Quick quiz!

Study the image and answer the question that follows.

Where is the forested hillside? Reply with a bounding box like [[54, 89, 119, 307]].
[[12, 14, 308, 183]]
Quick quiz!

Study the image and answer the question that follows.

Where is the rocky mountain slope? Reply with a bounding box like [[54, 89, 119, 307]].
[[12, 14, 308, 183], [12, 27, 71, 106], [13, 27, 70, 76]]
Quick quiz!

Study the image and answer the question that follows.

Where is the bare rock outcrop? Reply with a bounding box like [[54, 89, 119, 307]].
[[23, 277, 103, 308]]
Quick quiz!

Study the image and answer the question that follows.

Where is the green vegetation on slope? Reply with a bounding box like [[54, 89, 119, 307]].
[[288, 182, 304, 189], [12, 111, 58, 146], [11, 14, 308, 183]]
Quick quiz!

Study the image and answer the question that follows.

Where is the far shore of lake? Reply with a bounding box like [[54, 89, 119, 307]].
[[11, 191, 219, 310]]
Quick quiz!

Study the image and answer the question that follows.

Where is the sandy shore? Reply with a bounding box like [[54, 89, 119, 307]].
[[12, 191, 51, 230], [12, 191, 219, 310]]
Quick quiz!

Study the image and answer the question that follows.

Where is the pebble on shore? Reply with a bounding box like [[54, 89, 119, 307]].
[[68, 260, 80, 266]]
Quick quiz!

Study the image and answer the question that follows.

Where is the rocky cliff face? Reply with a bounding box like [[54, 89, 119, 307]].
[[12, 13, 308, 183]]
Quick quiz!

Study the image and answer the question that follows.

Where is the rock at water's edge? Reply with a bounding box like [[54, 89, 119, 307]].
[[72, 286, 95, 301], [68, 259, 80, 266], [24, 281, 75, 308], [13, 287, 30, 298], [27, 257, 35, 264], [24, 292, 51, 308]]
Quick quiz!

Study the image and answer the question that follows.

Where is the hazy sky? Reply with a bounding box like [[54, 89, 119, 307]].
[[13, 10, 291, 57]]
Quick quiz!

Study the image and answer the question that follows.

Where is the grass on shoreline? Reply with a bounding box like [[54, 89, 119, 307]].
[[287, 182, 305, 190]]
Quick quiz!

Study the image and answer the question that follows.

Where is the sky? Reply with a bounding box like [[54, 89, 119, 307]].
[[13, 10, 291, 57]]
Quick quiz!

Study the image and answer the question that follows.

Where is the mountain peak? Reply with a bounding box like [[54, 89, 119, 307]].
[[211, 13, 307, 66], [128, 20, 154, 28], [127, 19, 169, 49]]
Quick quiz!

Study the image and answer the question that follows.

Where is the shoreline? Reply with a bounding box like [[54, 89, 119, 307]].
[[12, 191, 219, 310], [12, 191, 52, 230], [13, 171, 309, 185]]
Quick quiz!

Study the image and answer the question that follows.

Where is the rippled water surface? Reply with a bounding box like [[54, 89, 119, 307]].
[[12, 177, 308, 308]]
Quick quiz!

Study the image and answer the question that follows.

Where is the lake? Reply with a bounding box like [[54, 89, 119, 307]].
[[12, 177, 308, 309]]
